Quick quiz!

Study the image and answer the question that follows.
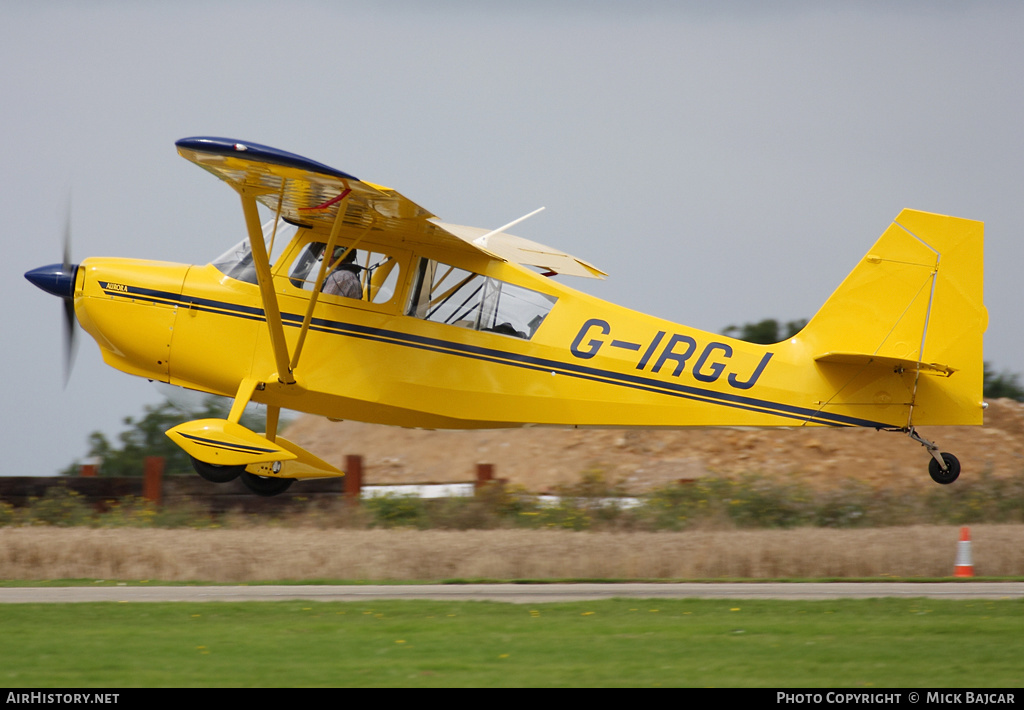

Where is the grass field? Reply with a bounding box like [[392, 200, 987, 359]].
[[2, 598, 1022, 687]]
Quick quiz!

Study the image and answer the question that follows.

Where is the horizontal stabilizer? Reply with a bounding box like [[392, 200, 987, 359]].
[[166, 419, 297, 466], [816, 352, 956, 377]]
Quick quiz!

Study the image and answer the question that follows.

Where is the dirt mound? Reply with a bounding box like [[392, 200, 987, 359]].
[[282, 399, 1024, 493]]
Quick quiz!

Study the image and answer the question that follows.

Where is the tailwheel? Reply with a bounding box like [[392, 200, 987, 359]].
[[191, 456, 245, 483], [904, 427, 961, 485], [240, 472, 295, 497], [928, 452, 961, 485]]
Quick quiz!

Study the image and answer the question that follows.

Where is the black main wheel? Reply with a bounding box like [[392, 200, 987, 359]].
[[239, 472, 295, 497], [191, 457, 245, 483], [928, 452, 961, 485]]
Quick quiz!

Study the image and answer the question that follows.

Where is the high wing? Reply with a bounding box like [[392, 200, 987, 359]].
[[175, 137, 604, 278]]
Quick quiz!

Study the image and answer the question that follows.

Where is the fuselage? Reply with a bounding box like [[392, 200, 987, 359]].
[[67, 220, 925, 432]]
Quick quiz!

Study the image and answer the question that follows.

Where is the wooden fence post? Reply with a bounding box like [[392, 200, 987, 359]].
[[143, 456, 164, 505], [344, 454, 363, 505], [475, 463, 494, 492]]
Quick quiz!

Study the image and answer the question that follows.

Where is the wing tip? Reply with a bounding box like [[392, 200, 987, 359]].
[[176, 136, 359, 182]]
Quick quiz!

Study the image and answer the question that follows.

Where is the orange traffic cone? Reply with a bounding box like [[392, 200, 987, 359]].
[[954, 526, 974, 578]]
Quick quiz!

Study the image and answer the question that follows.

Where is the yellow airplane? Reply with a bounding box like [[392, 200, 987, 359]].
[[25, 137, 986, 495]]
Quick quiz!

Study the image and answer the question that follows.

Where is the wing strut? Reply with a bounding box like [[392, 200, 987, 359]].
[[905, 258, 941, 430], [235, 176, 363, 380], [265, 181, 287, 258], [288, 190, 373, 372], [238, 187, 296, 385]]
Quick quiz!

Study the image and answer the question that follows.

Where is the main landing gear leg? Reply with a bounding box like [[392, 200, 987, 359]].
[[905, 427, 961, 485]]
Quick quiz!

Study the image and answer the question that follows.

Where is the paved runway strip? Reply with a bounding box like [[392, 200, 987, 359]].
[[1, 583, 1022, 603]]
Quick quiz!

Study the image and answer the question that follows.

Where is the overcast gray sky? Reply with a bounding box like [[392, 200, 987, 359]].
[[4, 1, 1023, 476]]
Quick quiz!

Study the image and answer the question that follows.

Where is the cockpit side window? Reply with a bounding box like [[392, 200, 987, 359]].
[[407, 258, 556, 339], [287, 241, 401, 305]]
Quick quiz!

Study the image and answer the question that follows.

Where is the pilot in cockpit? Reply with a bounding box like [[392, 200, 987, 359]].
[[322, 248, 363, 300]]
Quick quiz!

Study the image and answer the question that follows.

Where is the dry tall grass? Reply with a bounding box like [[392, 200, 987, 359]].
[[1, 525, 1021, 582]]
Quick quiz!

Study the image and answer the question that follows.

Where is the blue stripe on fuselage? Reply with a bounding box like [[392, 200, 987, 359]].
[[98, 283, 888, 429]]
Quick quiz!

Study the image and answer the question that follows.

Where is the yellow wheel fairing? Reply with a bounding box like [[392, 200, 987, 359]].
[[166, 419, 297, 467]]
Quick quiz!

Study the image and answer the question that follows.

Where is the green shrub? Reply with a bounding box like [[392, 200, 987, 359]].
[[25, 488, 96, 527], [4, 467, 1023, 530], [364, 493, 428, 529]]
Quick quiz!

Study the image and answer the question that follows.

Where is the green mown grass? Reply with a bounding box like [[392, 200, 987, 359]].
[[1, 599, 1022, 687]]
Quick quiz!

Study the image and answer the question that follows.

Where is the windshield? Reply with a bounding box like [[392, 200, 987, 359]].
[[211, 217, 298, 284]]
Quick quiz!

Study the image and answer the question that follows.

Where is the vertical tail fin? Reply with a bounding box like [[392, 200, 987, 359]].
[[804, 209, 986, 426]]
